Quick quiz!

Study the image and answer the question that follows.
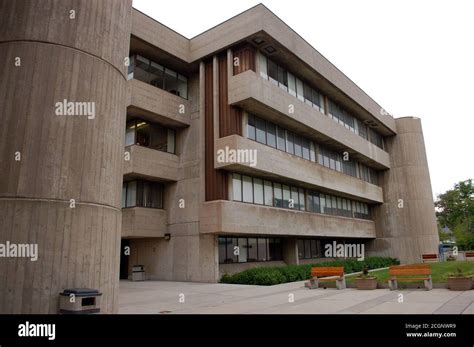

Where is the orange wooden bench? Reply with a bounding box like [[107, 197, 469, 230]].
[[421, 253, 439, 263], [307, 266, 346, 290], [465, 252, 474, 261], [388, 264, 432, 290]]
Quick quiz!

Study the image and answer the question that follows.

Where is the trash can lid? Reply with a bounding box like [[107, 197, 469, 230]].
[[61, 288, 102, 296]]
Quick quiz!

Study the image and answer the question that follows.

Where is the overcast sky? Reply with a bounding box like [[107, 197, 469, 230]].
[[133, 0, 473, 200]]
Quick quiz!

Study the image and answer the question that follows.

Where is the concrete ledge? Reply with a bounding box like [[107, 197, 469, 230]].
[[124, 145, 179, 182], [122, 207, 167, 238], [200, 200, 376, 239], [128, 79, 191, 127], [228, 71, 390, 169], [215, 135, 383, 203]]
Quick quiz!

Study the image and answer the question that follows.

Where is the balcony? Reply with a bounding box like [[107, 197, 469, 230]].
[[215, 135, 383, 203], [228, 70, 390, 169], [128, 79, 190, 127], [200, 200, 376, 239], [122, 207, 167, 238], [124, 144, 178, 182]]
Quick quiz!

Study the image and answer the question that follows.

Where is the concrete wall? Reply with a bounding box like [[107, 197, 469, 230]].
[[0, 0, 132, 313], [124, 144, 179, 182], [128, 79, 191, 127], [122, 207, 167, 238], [201, 200, 376, 239], [369, 117, 439, 263]]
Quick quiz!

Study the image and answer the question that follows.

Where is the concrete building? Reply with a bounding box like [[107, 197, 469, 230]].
[[0, 1, 439, 313]]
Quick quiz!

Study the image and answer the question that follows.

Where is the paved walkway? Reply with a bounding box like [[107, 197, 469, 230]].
[[119, 280, 474, 314]]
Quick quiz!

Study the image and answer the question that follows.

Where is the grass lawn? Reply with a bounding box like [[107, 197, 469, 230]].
[[345, 261, 474, 284]]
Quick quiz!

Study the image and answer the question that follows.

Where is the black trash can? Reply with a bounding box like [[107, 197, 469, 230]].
[[59, 288, 102, 314]]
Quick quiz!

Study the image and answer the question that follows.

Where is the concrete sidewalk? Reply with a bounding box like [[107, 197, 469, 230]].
[[119, 280, 474, 314]]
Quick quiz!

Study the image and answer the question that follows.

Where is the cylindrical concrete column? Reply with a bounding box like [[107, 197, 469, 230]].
[[369, 117, 439, 264], [0, 0, 132, 313]]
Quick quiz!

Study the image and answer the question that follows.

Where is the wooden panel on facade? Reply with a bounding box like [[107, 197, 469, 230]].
[[218, 53, 242, 137], [204, 60, 228, 201], [233, 44, 255, 75]]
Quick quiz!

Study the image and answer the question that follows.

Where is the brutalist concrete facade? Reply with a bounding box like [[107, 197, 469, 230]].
[[0, 2, 439, 313]]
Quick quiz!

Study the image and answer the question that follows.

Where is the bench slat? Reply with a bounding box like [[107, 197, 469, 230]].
[[311, 266, 344, 278]]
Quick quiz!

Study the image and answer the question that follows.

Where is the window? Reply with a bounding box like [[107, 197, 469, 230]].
[[298, 239, 321, 259], [302, 139, 310, 160], [164, 68, 179, 95], [125, 122, 136, 146], [264, 180, 273, 206], [267, 59, 278, 85], [232, 173, 242, 201], [296, 78, 304, 102], [149, 61, 164, 89], [177, 74, 188, 99], [288, 72, 296, 96], [304, 83, 312, 105], [242, 176, 253, 203], [238, 238, 248, 263], [282, 185, 291, 208], [257, 238, 267, 261], [357, 119, 368, 140], [320, 194, 326, 214], [299, 189, 305, 211], [125, 119, 176, 154], [268, 238, 282, 260], [127, 55, 135, 80], [312, 89, 323, 111], [266, 122, 276, 148], [277, 126, 286, 151], [253, 178, 264, 205], [129, 55, 188, 99], [273, 183, 283, 208], [258, 53, 268, 79], [122, 180, 163, 209], [134, 55, 150, 83], [277, 66, 288, 90], [248, 238, 258, 262], [290, 187, 299, 209], [294, 134, 302, 157], [124, 181, 137, 207], [226, 237, 238, 263], [247, 114, 256, 140], [255, 117, 266, 144], [369, 128, 384, 149], [286, 132, 294, 155]]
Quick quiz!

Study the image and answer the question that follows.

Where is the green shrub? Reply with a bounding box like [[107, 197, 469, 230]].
[[219, 256, 399, 285]]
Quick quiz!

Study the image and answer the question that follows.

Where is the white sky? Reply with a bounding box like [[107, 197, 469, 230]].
[[133, 0, 474, 200]]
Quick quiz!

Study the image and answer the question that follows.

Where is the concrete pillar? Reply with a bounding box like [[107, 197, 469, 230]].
[[369, 117, 439, 264], [283, 238, 299, 265], [0, 0, 132, 313]]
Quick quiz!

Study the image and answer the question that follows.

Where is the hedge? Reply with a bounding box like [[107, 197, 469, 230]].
[[220, 256, 399, 285]]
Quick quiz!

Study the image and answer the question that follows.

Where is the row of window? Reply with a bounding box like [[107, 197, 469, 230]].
[[247, 114, 379, 185], [258, 53, 325, 113], [122, 180, 164, 209], [218, 236, 282, 264], [125, 119, 176, 154], [231, 173, 371, 220], [128, 54, 188, 99], [257, 52, 385, 150]]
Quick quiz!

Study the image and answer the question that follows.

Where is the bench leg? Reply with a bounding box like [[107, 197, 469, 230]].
[[308, 278, 319, 289], [388, 278, 398, 291], [424, 277, 433, 291], [336, 277, 346, 290]]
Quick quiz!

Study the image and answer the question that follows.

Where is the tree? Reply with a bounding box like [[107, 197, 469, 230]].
[[435, 179, 474, 250]]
